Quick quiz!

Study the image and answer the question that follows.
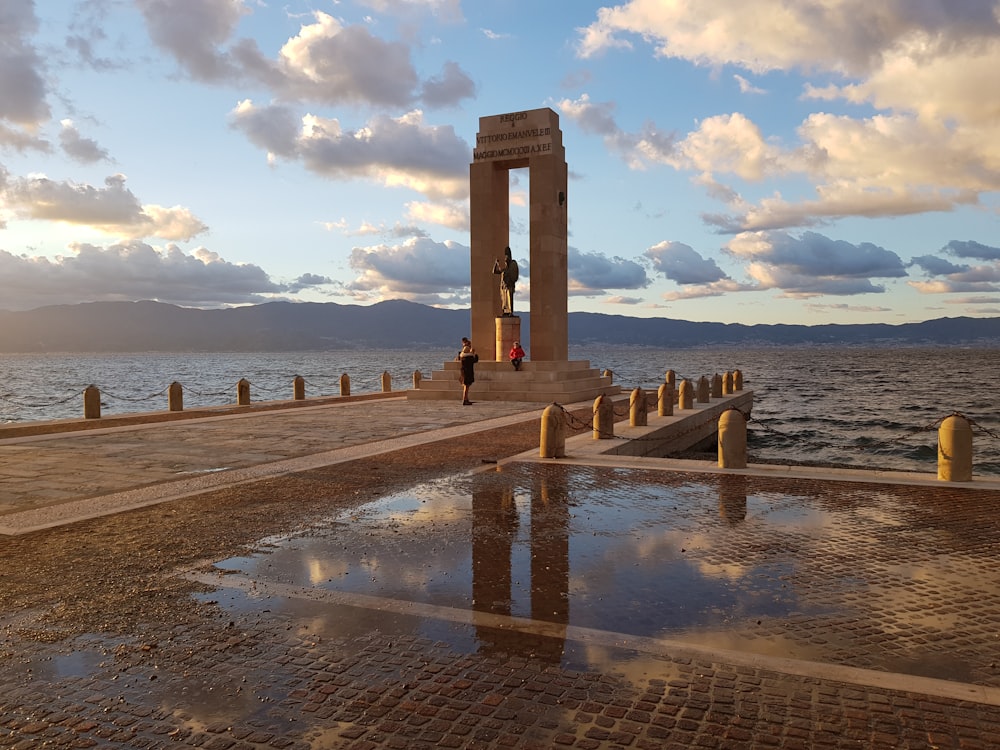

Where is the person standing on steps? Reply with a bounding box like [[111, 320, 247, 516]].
[[458, 337, 477, 404], [493, 246, 518, 316]]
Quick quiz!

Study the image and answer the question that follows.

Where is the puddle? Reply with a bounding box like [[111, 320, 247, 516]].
[[200, 463, 997, 682]]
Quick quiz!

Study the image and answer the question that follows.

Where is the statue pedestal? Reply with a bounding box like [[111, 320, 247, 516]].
[[495, 316, 520, 362]]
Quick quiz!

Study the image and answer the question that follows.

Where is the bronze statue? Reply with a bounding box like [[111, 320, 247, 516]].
[[493, 246, 519, 316]]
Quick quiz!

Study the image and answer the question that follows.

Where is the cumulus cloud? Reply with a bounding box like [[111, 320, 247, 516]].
[[405, 200, 469, 231], [136, 4, 473, 108], [576, 0, 1000, 76], [571, 3, 1000, 233], [568, 247, 649, 294], [0, 241, 320, 311], [58, 119, 111, 164], [347, 236, 470, 304], [1, 173, 207, 241], [558, 94, 675, 167], [909, 239, 1000, 294], [645, 241, 729, 284], [721, 230, 907, 297], [0, 0, 50, 149], [230, 103, 469, 200]]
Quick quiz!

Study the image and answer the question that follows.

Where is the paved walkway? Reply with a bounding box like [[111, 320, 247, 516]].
[[3, 397, 1000, 748]]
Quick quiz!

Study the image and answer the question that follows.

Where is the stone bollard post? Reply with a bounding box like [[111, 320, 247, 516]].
[[723, 371, 734, 395], [630, 388, 647, 427], [657, 383, 674, 416], [696, 376, 710, 403], [83, 385, 101, 419], [718, 409, 748, 469], [540, 404, 566, 458], [734, 369, 743, 390], [602, 368, 613, 384], [665, 369, 676, 390], [711, 373, 723, 398], [938, 414, 973, 481], [381, 371, 392, 392], [237, 378, 250, 406], [340, 373, 350, 397], [412, 370, 422, 389], [593, 394, 614, 439], [168, 381, 184, 412], [678, 379, 694, 410], [293, 376, 305, 400]]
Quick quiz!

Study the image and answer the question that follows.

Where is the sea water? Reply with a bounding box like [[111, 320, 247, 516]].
[[1, 346, 998, 475]]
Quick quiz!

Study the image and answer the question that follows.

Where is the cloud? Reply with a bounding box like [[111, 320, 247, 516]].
[[59, 119, 111, 164], [908, 240, 1000, 295], [722, 230, 907, 297], [661, 278, 753, 301], [603, 296, 644, 305], [405, 200, 469, 231], [568, 247, 649, 293], [0, 0, 50, 149], [0, 241, 312, 311], [347, 236, 471, 303], [572, 3, 1000, 233], [575, 0, 1000, 77], [1, 173, 207, 241], [944, 240, 1000, 261], [135, 0, 246, 82], [558, 94, 675, 167], [645, 241, 729, 284], [230, 103, 469, 200], [734, 74, 766, 95], [137, 4, 473, 108]]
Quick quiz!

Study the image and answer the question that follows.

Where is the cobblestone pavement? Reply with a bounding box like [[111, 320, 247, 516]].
[[3, 399, 1000, 748]]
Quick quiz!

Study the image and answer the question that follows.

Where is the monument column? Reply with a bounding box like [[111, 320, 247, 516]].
[[469, 160, 508, 359]]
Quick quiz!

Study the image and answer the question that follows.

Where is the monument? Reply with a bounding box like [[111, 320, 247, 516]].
[[408, 107, 618, 402]]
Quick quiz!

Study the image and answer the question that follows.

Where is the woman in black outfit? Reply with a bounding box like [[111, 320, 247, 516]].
[[459, 337, 477, 404]]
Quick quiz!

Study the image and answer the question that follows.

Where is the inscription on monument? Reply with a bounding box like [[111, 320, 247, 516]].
[[473, 109, 555, 163]]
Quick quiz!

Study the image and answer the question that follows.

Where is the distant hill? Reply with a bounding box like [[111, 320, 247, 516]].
[[0, 300, 998, 352]]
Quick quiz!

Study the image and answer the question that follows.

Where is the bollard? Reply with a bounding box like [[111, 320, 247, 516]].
[[540, 403, 566, 458], [938, 414, 973, 481], [696, 375, 710, 403], [630, 387, 647, 427], [293, 375, 305, 401], [657, 383, 673, 416], [711, 373, 722, 398], [602, 368, 613, 384], [237, 378, 250, 406], [678, 379, 694, 410], [593, 394, 614, 439], [340, 373, 350, 397], [718, 409, 748, 469], [665, 369, 676, 390], [412, 370, 422, 389], [734, 369, 743, 390], [83, 384, 101, 420], [723, 371, 734, 395], [168, 381, 184, 412], [381, 370, 392, 393]]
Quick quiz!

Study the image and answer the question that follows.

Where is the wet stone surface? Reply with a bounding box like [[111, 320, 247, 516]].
[[5, 462, 1000, 748]]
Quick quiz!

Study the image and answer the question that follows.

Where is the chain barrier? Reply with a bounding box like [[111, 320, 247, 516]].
[[101, 385, 171, 403], [0, 389, 87, 409]]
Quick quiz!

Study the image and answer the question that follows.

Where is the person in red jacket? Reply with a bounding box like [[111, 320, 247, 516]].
[[509, 341, 525, 371]]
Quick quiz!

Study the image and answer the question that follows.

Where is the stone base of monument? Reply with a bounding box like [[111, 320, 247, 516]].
[[406, 359, 621, 403]]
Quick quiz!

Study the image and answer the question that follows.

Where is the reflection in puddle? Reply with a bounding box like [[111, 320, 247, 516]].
[[204, 463, 993, 683], [209, 465, 828, 668]]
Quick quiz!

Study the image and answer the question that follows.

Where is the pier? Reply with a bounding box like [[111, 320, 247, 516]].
[[3, 393, 1000, 748]]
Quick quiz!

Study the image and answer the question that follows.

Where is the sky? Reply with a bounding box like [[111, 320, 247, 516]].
[[1, 0, 999, 325]]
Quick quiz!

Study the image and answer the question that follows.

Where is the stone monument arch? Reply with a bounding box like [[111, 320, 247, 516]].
[[470, 107, 568, 362], [407, 107, 617, 403]]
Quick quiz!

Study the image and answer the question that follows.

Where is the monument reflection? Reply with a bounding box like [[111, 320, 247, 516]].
[[471, 472, 570, 663]]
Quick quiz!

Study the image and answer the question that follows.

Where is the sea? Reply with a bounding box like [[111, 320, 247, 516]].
[[1, 345, 998, 476]]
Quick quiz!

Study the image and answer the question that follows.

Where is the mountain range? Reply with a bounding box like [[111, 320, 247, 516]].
[[0, 300, 998, 352]]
